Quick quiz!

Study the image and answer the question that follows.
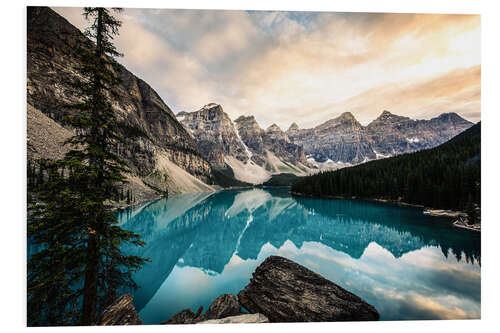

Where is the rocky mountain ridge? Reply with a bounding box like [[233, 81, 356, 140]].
[[287, 110, 473, 165], [178, 105, 309, 184], [27, 7, 215, 196], [177, 104, 250, 167], [178, 102, 473, 183]]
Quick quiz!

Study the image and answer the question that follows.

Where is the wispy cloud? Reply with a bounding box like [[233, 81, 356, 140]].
[[52, 7, 480, 129]]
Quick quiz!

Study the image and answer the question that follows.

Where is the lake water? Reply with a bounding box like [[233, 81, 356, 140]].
[[116, 187, 481, 324]]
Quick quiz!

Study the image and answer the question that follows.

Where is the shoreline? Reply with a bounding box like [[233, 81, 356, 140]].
[[290, 191, 481, 232], [289, 191, 425, 209]]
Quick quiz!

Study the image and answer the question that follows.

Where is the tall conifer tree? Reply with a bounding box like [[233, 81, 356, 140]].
[[27, 8, 148, 326]]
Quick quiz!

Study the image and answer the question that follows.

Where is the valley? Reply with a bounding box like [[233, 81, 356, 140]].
[[27, 8, 475, 200]]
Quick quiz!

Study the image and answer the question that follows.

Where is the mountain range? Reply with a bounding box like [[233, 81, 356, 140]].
[[177, 105, 472, 184], [27, 7, 475, 197]]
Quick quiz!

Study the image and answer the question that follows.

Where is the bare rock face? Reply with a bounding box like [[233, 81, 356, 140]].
[[234, 116, 307, 167], [177, 104, 250, 167], [288, 112, 375, 164], [162, 293, 242, 324], [178, 107, 308, 179], [234, 116, 266, 161], [27, 7, 213, 193], [287, 110, 473, 165], [198, 294, 242, 321], [160, 308, 202, 325], [98, 294, 142, 326], [237, 256, 379, 322], [366, 111, 474, 157], [198, 313, 269, 324]]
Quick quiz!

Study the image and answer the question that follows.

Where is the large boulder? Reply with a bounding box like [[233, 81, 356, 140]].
[[98, 294, 142, 325], [237, 256, 379, 322]]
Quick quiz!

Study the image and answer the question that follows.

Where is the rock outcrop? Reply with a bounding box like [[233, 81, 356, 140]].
[[234, 116, 307, 168], [287, 110, 473, 165], [237, 256, 379, 322], [160, 308, 203, 325], [27, 7, 213, 195], [198, 294, 242, 321], [161, 293, 242, 324], [177, 104, 250, 167], [98, 294, 142, 326], [198, 313, 269, 324], [101, 256, 380, 325]]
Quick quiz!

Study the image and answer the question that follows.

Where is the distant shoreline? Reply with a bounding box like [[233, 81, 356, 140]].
[[289, 190, 481, 232], [289, 191, 425, 209]]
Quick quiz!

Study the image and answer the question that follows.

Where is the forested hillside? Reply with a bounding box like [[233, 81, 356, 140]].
[[292, 123, 481, 211]]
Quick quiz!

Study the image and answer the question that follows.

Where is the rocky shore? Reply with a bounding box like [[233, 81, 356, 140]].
[[99, 255, 379, 325]]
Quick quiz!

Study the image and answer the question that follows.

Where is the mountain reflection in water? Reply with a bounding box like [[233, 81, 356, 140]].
[[116, 188, 480, 324]]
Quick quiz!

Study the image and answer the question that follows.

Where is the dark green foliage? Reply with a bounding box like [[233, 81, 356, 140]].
[[28, 161, 83, 326], [27, 8, 148, 326], [292, 123, 481, 211], [262, 173, 301, 187], [210, 167, 252, 188]]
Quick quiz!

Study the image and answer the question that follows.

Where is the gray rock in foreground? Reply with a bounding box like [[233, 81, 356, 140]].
[[198, 293, 242, 321], [98, 294, 142, 325], [238, 256, 379, 322], [161, 293, 241, 324], [160, 308, 202, 324], [198, 313, 269, 324]]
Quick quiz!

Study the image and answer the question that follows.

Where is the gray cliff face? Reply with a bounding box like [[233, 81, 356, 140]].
[[27, 7, 212, 192], [299, 112, 375, 164], [177, 104, 249, 167], [262, 124, 307, 166], [366, 111, 474, 157], [234, 116, 307, 167], [288, 110, 473, 164], [234, 115, 266, 158], [178, 108, 308, 176]]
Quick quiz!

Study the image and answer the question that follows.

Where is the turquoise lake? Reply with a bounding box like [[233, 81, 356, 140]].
[[116, 187, 481, 324]]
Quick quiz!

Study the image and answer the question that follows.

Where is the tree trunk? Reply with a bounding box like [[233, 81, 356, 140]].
[[81, 8, 104, 326], [81, 233, 99, 325]]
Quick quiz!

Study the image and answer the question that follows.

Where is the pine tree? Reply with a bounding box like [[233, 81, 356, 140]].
[[27, 8, 148, 326], [28, 160, 83, 326]]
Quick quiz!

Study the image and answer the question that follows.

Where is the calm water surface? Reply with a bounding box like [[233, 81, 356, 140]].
[[116, 188, 481, 324]]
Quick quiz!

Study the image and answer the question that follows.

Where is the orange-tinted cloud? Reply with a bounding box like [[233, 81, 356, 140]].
[[52, 7, 481, 129]]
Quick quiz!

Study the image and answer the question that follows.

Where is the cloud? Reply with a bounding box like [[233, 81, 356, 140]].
[[226, 13, 480, 128], [303, 65, 481, 127], [52, 7, 480, 129]]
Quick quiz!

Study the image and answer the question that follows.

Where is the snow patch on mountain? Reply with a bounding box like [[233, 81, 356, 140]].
[[406, 137, 420, 143], [373, 150, 392, 159], [232, 121, 253, 160], [306, 155, 352, 171]]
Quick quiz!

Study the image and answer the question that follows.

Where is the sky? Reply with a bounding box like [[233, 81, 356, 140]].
[[53, 7, 481, 129]]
